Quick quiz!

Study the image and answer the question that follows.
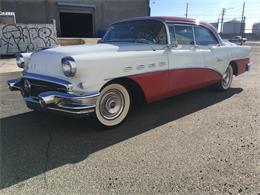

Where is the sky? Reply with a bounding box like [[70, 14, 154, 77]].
[[150, 0, 260, 32]]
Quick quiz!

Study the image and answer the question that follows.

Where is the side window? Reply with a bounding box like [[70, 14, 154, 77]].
[[167, 24, 176, 42], [174, 25, 194, 45], [156, 27, 168, 45], [194, 26, 218, 45]]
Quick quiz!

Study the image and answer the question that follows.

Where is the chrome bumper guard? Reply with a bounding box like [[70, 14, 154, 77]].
[[246, 63, 253, 71], [7, 77, 99, 115]]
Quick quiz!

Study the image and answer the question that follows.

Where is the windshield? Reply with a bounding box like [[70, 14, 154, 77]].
[[103, 20, 168, 44]]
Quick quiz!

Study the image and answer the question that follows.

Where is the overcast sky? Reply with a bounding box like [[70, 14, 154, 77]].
[[150, 0, 260, 32]]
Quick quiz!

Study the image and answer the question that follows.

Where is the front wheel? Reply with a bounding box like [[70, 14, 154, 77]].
[[95, 83, 131, 127], [216, 65, 233, 91]]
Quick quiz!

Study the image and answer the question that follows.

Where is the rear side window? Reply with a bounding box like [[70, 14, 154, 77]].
[[174, 25, 194, 45], [167, 24, 176, 42], [194, 26, 218, 45]]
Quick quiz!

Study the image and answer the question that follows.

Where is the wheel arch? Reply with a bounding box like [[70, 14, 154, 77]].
[[229, 60, 238, 76], [101, 77, 147, 104]]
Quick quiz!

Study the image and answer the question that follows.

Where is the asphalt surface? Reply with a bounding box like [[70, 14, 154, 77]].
[[0, 46, 259, 194]]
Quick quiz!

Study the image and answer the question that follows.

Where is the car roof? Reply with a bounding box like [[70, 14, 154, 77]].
[[113, 16, 219, 37]]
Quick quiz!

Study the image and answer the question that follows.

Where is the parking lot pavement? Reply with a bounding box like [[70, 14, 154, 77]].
[[0, 46, 259, 194], [0, 57, 19, 74]]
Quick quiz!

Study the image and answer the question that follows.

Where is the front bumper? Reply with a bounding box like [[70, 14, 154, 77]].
[[7, 74, 99, 115]]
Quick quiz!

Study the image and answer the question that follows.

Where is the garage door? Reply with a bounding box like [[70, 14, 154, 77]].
[[60, 12, 93, 37]]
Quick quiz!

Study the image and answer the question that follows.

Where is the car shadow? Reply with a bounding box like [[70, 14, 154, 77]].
[[0, 87, 243, 189]]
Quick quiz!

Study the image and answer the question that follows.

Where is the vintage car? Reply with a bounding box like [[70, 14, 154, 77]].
[[229, 35, 247, 45], [8, 16, 251, 127]]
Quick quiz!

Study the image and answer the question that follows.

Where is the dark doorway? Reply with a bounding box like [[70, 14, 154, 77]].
[[60, 12, 93, 37]]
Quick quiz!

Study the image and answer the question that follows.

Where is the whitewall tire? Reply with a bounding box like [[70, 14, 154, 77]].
[[95, 83, 131, 127], [217, 65, 233, 91]]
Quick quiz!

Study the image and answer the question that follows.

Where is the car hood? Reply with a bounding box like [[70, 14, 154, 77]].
[[43, 43, 119, 56], [26, 42, 163, 79], [39, 42, 160, 56]]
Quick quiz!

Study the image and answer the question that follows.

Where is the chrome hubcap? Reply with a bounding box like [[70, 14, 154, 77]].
[[99, 90, 125, 120], [222, 67, 231, 89], [223, 72, 230, 84]]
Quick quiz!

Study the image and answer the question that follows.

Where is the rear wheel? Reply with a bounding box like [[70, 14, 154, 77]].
[[95, 83, 131, 127], [216, 65, 233, 91]]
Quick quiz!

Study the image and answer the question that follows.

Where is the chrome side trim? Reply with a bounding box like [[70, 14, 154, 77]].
[[104, 66, 222, 81]]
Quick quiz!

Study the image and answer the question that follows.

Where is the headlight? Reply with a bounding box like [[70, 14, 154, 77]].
[[61, 56, 77, 77], [16, 53, 25, 68]]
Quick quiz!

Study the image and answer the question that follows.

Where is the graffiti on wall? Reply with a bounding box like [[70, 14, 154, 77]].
[[0, 24, 57, 55]]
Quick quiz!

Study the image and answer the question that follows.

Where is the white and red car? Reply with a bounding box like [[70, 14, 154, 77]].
[[8, 16, 252, 127]]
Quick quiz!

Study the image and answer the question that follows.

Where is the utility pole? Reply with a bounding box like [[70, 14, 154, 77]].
[[217, 12, 222, 32], [220, 8, 225, 33], [185, 2, 189, 18], [220, 7, 233, 34], [242, 16, 246, 37], [240, 2, 245, 37]]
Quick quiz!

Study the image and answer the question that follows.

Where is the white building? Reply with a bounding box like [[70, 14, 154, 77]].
[[252, 22, 260, 35], [223, 19, 242, 34], [0, 12, 16, 24], [210, 22, 219, 30]]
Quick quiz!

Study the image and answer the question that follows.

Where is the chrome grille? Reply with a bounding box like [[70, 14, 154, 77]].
[[22, 78, 67, 97]]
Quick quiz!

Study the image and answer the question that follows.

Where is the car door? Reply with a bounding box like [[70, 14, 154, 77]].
[[167, 24, 210, 96], [193, 25, 229, 75]]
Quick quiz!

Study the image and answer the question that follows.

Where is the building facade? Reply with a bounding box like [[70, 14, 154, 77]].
[[210, 22, 219, 32], [252, 22, 260, 35], [0, 0, 150, 37], [222, 19, 242, 35]]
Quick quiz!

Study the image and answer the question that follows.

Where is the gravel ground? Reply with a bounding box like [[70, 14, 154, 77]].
[[0, 46, 259, 194]]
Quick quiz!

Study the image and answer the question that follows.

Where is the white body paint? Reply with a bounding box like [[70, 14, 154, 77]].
[[25, 41, 250, 94], [22, 16, 250, 96]]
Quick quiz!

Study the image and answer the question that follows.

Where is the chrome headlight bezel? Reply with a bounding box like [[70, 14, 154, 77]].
[[61, 56, 77, 77], [16, 53, 25, 68]]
